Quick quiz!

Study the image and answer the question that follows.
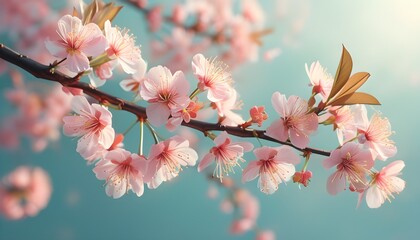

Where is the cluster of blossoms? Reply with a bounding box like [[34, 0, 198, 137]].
[[129, 0, 276, 71], [64, 95, 198, 198], [45, 14, 143, 88], [0, 71, 72, 151], [207, 179, 274, 239], [0, 0, 68, 66], [305, 60, 405, 208]]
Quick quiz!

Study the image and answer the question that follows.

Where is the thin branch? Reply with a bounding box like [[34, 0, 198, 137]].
[[0, 43, 330, 157]]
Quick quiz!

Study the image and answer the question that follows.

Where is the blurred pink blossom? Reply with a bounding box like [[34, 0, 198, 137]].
[[0, 166, 51, 220], [147, 6, 163, 32]]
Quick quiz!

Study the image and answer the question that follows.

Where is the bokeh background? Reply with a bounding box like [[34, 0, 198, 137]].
[[1, 0, 419, 239]]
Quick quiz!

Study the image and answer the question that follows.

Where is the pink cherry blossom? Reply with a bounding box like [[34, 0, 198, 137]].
[[140, 65, 190, 126], [45, 15, 108, 73], [0, 166, 51, 220], [242, 146, 300, 194], [356, 106, 397, 160], [305, 61, 333, 101], [120, 58, 147, 94], [192, 53, 233, 102], [323, 142, 375, 195], [365, 160, 405, 208], [81, 133, 125, 163], [93, 149, 147, 198], [319, 106, 354, 145], [166, 100, 203, 131], [266, 92, 318, 149], [88, 61, 115, 88], [104, 20, 143, 74], [144, 136, 198, 188], [63, 96, 115, 158], [198, 131, 254, 181], [213, 89, 245, 126]]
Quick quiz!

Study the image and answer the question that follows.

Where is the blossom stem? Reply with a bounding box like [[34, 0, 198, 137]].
[[302, 154, 311, 172], [139, 120, 144, 155], [122, 119, 139, 136], [205, 131, 217, 140], [52, 58, 67, 67], [252, 130, 263, 147], [89, 52, 112, 68], [189, 88, 202, 99], [145, 120, 161, 144]]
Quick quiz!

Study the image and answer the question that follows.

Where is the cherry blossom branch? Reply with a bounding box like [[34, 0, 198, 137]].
[[0, 43, 330, 157]]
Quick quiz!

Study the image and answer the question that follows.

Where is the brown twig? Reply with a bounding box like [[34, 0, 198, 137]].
[[0, 43, 330, 157]]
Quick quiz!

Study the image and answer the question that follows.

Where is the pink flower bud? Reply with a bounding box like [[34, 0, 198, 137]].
[[293, 170, 313, 187], [249, 105, 268, 127]]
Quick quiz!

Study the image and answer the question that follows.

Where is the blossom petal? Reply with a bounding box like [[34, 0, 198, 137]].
[[198, 153, 214, 172], [266, 119, 288, 142], [271, 91, 287, 117], [382, 160, 405, 177], [366, 185, 384, 208], [146, 103, 170, 126], [289, 128, 309, 149], [242, 160, 260, 183], [326, 171, 346, 195], [66, 53, 90, 73]]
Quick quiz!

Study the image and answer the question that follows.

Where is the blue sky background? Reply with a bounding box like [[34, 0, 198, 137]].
[[1, 0, 419, 239]]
